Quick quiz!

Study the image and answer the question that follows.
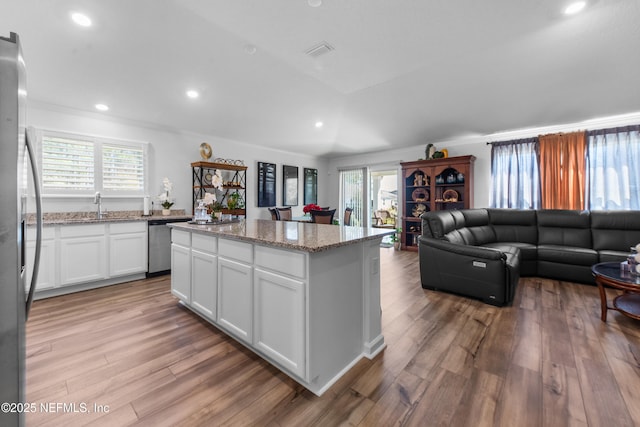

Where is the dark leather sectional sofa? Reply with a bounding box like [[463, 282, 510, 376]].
[[418, 208, 640, 306]]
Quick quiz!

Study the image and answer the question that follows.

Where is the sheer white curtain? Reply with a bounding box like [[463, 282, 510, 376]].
[[587, 126, 640, 210], [339, 167, 367, 226], [489, 138, 541, 209]]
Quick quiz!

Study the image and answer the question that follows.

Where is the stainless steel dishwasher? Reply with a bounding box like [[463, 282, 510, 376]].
[[147, 217, 190, 276]]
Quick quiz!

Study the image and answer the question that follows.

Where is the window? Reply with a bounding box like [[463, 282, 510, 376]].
[[587, 126, 640, 210], [490, 125, 640, 211], [489, 138, 540, 209], [102, 143, 145, 192], [40, 130, 147, 196]]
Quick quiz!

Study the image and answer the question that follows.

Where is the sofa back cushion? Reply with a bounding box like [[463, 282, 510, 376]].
[[423, 211, 456, 239], [421, 210, 468, 244], [537, 209, 591, 248], [461, 209, 495, 245], [591, 211, 640, 251], [489, 209, 538, 244]]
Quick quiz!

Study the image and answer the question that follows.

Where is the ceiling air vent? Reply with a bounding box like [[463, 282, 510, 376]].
[[305, 41, 334, 58]]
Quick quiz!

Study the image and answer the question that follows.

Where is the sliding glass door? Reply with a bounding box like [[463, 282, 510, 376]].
[[370, 169, 398, 228], [339, 166, 399, 228]]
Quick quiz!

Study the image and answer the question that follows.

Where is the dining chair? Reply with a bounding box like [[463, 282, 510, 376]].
[[311, 209, 336, 224], [276, 207, 292, 221], [268, 207, 279, 220], [343, 207, 353, 226]]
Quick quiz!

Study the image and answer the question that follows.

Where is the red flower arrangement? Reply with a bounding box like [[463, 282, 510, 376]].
[[303, 203, 321, 214]]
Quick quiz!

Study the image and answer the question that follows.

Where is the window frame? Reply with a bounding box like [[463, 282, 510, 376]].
[[36, 128, 148, 198]]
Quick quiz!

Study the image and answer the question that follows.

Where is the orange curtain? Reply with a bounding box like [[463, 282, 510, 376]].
[[538, 131, 587, 209]]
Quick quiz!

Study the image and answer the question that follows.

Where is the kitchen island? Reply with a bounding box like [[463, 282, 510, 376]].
[[168, 219, 393, 396]]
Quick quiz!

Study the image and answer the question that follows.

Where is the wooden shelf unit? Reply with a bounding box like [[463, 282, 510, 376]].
[[191, 161, 247, 217], [400, 155, 475, 251]]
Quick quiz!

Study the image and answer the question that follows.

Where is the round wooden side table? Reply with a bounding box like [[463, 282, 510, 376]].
[[591, 262, 640, 322]]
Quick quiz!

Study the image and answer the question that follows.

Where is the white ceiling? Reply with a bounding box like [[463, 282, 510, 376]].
[[3, 0, 640, 157]]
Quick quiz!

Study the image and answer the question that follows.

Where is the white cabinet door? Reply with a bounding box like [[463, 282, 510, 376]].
[[109, 232, 147, 277], [60, 235, 107, 285], [26, 238, 56, 291], [254, 269, 306, 378], [191, 249, 217, 320], [171, 243, 191, 302], [218, 257, 253, 344]]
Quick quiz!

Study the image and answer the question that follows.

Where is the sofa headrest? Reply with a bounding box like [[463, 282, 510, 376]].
[[488, 209, 537, 226], [423, 211, 455, 239], [537, 209, 590, 228], [461, 209, 489, 226], [591, 210, 640, 251]]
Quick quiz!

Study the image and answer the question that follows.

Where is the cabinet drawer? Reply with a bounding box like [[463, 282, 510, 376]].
[[219, 238, 252, 264], [27, 225, 55, 241], [255, 245, 306, 279], [110, 221, 146, 234], [60, 223, 106, 238], [192, 233, 217, 254], [172, 229, 191, 246]]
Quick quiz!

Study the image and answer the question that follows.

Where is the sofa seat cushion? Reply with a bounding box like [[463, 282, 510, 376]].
[[484, 242, 537, 261], [537, 245, 598, 266], [598, 250, 630, 263]]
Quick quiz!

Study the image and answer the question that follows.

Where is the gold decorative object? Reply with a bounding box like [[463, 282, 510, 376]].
[[199, 142, 212, 160], [412, 204, 427, 217], [411, 188, 429, 202], [442, 189, 459, 202]]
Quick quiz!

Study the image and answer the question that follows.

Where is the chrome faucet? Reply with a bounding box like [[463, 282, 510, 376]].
[[94, 191, 105, 219]]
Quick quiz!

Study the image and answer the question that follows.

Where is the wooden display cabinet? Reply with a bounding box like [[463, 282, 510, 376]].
[[400, 155, 475, 251]]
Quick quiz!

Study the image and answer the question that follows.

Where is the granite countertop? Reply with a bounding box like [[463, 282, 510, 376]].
[[169, 219, 395, 253], [28, 210, 192, 225]]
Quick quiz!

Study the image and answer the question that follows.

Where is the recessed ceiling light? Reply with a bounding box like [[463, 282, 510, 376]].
[[308, 0, 322, 7], [71, 12, 92, 27], [315, 121, 324, 128], [95, 103, 109, 111], [564, 1, 586, 15], [186, 90, 199, 99]]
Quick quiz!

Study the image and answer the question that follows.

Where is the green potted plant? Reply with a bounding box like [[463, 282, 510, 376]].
[[210, 201, 223, 221], [389, 227, 402, 250], [226, 192, 243, 210]]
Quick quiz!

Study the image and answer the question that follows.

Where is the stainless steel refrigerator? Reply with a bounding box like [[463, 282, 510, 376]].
[[0, 32, 42, 427]]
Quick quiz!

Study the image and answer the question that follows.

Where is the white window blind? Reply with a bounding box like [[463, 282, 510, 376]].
[[339, 168, 367, 226], [39, 130, 146, 196], [103, 144, 144, 191], [41, 135, 94, 191]]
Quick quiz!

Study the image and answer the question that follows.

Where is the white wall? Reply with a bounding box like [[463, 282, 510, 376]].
[[327, 111, 640, 212], [28, 103, 329, 219], [29, 104, 640, 220]]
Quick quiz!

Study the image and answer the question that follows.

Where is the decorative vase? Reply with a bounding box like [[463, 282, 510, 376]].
[[162, 209, 170, 216], [628, 246, 640, 276]]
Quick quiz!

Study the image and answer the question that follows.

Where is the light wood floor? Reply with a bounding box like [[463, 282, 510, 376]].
[[26, 248, 640, 426]]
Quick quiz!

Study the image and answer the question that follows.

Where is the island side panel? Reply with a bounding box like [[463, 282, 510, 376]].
[[362, 238, 386, 357], [307, 242, 368, 395]]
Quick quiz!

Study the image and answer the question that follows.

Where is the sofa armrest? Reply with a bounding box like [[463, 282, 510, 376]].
[[418, 236, 506, 260], [418, 236, 519, 306]]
